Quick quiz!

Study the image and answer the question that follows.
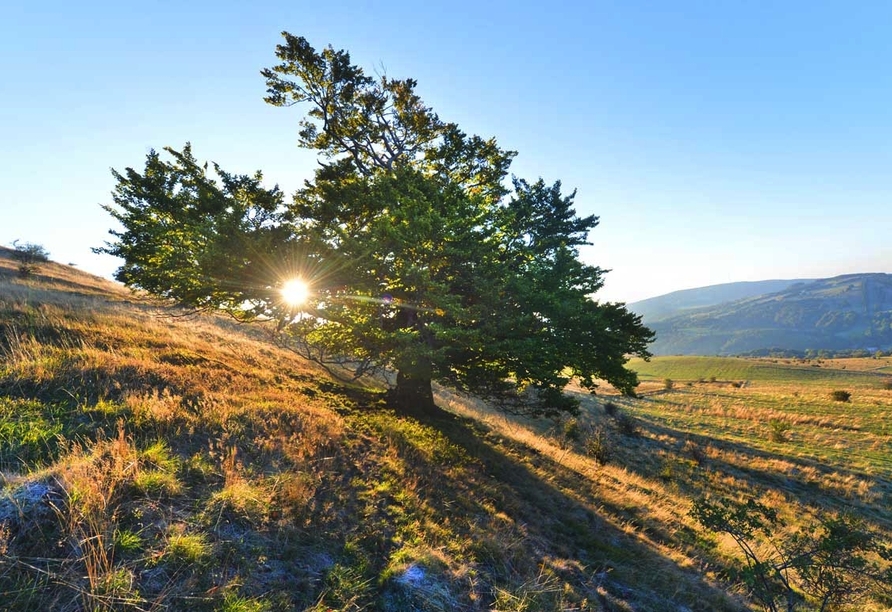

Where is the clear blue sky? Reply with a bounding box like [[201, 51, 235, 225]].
[[3, 1, 891, 303]]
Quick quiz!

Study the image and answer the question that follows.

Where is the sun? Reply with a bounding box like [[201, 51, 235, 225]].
[[281, 278, 310, 306]]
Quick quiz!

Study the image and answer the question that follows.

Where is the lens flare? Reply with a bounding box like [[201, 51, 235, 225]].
[[281, 278, 310, 306]]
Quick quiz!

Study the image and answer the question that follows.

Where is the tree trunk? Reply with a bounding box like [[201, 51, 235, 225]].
[[386, 307, 439, 415], [390, 356, 437, 415]]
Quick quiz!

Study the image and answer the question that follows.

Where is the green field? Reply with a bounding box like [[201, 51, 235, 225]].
[[628, 355, 892, 387], [620, 356, 892, 475]]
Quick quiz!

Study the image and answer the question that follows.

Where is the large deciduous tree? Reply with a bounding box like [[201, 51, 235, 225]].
[[97, 33, 653, 416]]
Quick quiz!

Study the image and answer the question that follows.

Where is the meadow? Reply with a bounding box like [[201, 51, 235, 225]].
[[1, 250, 890, 611]]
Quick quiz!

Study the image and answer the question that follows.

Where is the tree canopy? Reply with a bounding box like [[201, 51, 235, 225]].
[[97, 32, 653, 416]]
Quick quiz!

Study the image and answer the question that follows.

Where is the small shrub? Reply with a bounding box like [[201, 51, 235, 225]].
[[94, 567, 136, 600], [883, 379, 892, 391], [203, 481, 270, 527], [730, 381, 741, 388], [220, 592, 273, 612], [603, 401, 618, 416], [10, 240, 50, 277], [709, 375, 717, 383], [830, 390, 851, 402], [768, 419, 791, 443], [562, 417, 580, 442], [134, 441, 182, 496], [140, 440, 180, 473], [692, 496, 892, 612], [585, 427, 611, 465], [663, 378, 674, 390], [683, 439, 705, 465], [615, 412, 638, 437], [318, 562, 375, 610]]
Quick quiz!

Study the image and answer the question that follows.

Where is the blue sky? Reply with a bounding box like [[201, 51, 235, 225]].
[[3, 1, 891, 303]]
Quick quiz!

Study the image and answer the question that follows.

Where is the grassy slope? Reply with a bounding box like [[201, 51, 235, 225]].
[[624, 355, 892, 539], [0, 253, 889, 611]]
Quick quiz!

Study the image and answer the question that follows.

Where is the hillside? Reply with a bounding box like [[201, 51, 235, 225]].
[[629, 279, 810, 323], [0, 249, 743, 610], [2, 250, 891, 611], [641, 273, 892, 356]]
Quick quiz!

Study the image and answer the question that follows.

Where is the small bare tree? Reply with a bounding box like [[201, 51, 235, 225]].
[[10, 240, 50, 277], [692, 495, 892, 612]]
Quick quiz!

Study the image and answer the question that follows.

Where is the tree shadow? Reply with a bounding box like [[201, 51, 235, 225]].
[[382, 407, 748, 611], [578, 394, 892, 530]]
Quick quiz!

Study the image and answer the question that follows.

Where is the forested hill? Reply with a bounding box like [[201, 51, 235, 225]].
[[635, 273, 892, 356], [628, 278, 810, 323]]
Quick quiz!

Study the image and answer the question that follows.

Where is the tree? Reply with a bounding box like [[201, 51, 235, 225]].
[[97, 33, 653, 416], [10, 240, 50, 277]]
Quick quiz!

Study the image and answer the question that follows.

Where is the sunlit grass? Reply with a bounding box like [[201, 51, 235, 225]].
[[1, 247, 889, 610]]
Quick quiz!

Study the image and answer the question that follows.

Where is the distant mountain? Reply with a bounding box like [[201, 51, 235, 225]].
[[634, 274, 892, 356], [629, 279, 811, 323]]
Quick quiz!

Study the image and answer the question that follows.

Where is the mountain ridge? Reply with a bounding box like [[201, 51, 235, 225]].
[[628, 278, 812, 322], [630, 273, 892, 356]]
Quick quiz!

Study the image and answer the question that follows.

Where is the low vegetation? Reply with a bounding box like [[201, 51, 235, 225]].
[[9, 240, 49, 277], [830, 389, 852, 402], [692, 496, 891, 612], [2, 250, 891, 611]]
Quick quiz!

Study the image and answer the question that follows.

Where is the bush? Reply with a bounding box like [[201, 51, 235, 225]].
[[615, 412, 638, 437], [768, 419, 791, 443], [134, 470, 183, 496], [163, 530, 212, 567], [883, 379, 892, 391], [562, 418, 580, 442], [663, 378, 674, 390], [829, 390, 851, 402], [683, 439, 705, 465], [585, 427, 611, 465], [10, 240, 50, 277], [603, 401, 618, 417]]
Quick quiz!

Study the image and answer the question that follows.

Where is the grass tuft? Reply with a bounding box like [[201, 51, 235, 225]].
[[768, 418, 792, 443], [163, 528, 212, 567], [203, 480, 270, 527], [134, 469, 183, 496]]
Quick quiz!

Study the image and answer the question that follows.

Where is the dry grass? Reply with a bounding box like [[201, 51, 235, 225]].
[[0, 248, 889, 610], [438, 356, 892, 610]]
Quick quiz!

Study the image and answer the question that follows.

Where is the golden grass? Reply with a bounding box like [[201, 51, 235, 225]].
[[1, 248, 889, 610]]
